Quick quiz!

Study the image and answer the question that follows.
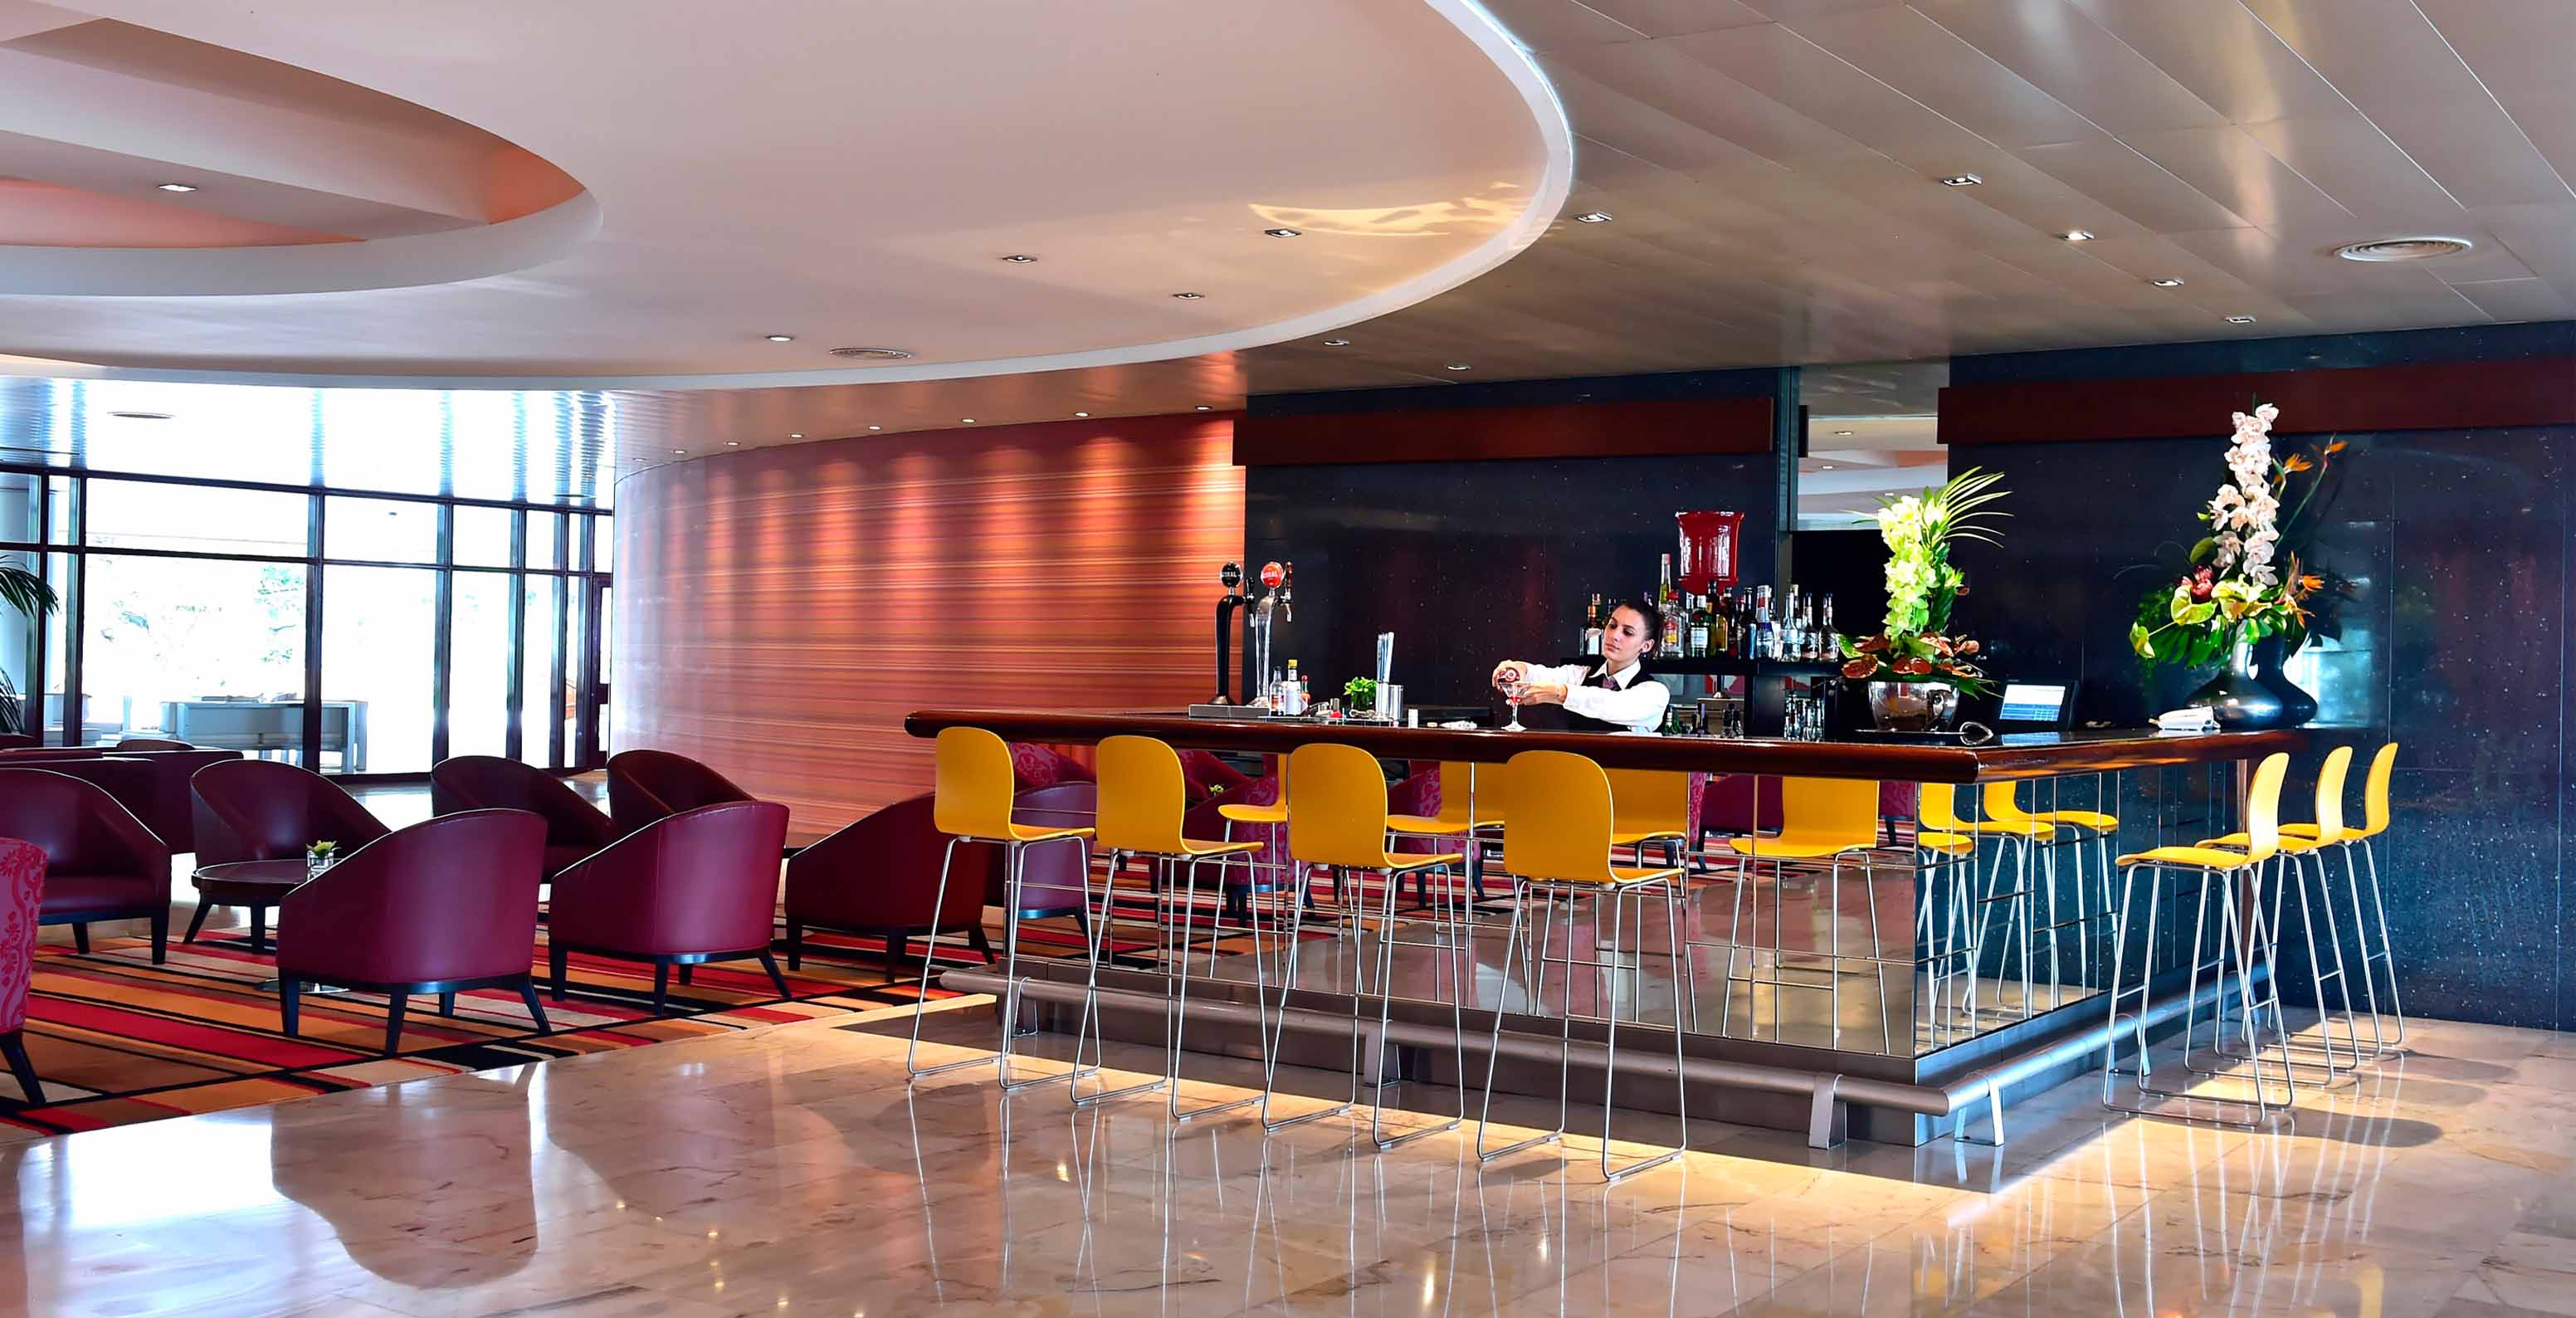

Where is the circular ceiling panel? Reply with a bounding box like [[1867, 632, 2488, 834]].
[[0, 0, 1569, 389]]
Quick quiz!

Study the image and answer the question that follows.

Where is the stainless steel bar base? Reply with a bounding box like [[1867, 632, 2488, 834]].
[[934, 961, 2238, 1150]]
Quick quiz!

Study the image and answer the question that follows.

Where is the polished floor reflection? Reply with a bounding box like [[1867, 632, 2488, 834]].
[[1, 1001, 2568, 1317]]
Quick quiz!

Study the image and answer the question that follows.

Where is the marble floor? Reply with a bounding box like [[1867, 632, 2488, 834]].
[[2, 994, 2568, 1318]]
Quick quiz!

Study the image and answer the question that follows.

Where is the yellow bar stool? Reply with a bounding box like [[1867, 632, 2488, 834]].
[[1069, 735, 1269, 1115], [1978, 780, 2089, 1008], [1921, 782, 2058, 1019], [1386, 759, 1506, 907], [1912, 787, 1988, 1047], [2197, 745, 2374, 1073], [1607, 769, 1693, 870], [2102, 751, 2296, 1125], [1219, 759, 1300, 915], [1261, 742, 1466, 1145], [1691, 775, 1894, 1052], [908, 726, 1099, 1091], [1476, 749, 1690, 1183], [2283, 740, 2404, 1051]]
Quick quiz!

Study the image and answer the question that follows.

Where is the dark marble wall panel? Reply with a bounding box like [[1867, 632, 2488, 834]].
[[1243, 452, 1780, 711], [1946, 318, 2574, 1031]]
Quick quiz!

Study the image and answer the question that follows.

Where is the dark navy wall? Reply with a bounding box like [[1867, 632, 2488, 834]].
[[1948, 321, 2576, 1032], [1242, 369, 1787, 714]]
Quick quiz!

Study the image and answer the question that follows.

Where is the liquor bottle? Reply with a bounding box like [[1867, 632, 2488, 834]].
[[1709, 592, 1730, 657], [1581, 593, 1603, 656], [1820, 593, 1837, 655], [1752, 586, 1773, 661], [1688, 593, 1710, 657], [1661, 591, 1683, 656], [1658, 554, 1675, 611]]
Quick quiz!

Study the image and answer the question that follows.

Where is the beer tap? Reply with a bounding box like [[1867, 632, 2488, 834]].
[[1212, 563, 1247, 704], [1246, 560, 1293, 710]]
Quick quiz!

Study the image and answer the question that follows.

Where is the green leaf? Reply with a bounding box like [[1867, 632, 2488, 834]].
[[0, 564, 56, 619], [2178, 601, 2216, 626], [2188, 537, 2216, 564]]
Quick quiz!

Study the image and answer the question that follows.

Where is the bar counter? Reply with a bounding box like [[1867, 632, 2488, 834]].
[[901, 708, 2302, 782]]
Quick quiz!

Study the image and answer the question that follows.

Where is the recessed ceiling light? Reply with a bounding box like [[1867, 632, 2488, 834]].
[[1820, 464, 1835, 470], [1320, 338, 1350, 347], [764, 334, 794, 343], [1445, 363, 1471, 371], [828, 346, 911, 359], [1833, 430, 1854, 437], [1939, 174, 1981, 188], [866, 424, 881, 431], [2149, 277, 2185, 287], [155, 182, 197, 193], [960, 417, 976, 424], [999, 254, 1038, 263], [2336, 237, 2474, 262], [2062, 229, 2095, 242], [106, 410, 173, 421], [727, 441, 742, 447], [1573, 212, 1613, 223], [1073, 412, 1090, 417], [1171, 291, 1203, 300], [787, 432, 802, 439], [1263, 227, 1301, 238], [1195, 405, 1212, 411], [2226, 315, 2257, 325], [672, 448, 686, 455]]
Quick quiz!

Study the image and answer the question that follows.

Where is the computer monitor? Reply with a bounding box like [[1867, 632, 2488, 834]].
[[1995, 681, 2076, 729]]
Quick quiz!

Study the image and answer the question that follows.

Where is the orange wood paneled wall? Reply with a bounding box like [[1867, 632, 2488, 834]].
[[613, 414, 1245, 840]]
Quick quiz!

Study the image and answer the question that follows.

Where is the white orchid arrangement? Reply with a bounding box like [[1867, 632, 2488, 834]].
[[2130, 403, 2346, 668], [1839, 467, 2007, 693]]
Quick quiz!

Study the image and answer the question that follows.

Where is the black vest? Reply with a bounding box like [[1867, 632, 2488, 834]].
[[1564, 666, 1635, 734]]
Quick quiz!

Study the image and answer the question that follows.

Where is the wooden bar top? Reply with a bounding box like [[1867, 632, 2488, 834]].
[[903, 709, 2306, 783]]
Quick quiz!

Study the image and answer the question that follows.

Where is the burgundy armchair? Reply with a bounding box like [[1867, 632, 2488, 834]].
[[15, 758, 157, 842], [545, 800, 791, 1014], [0, 769, 171, 962], [191, 759, 390, 866], [110, 738, 193, 753], [605, 749, 754, 836], [783, 793, 995, 971], [0, 837, 46, 1101], [0, 734, 37, 751], [431, 755, 616, 880], [275, 808, 550, 1054], [116, 749, 241, 854]]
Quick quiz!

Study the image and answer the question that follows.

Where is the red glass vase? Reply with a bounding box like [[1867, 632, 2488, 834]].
[[1675, 510, 1744, 594]]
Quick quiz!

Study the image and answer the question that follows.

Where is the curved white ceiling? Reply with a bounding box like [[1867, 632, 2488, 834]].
[[0, 0, 1570, 389]]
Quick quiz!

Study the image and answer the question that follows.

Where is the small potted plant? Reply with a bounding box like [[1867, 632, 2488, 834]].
[[305, 840, 338, 878], [1342, 676, 1378, 720], [1838, 467, 2008, 731]]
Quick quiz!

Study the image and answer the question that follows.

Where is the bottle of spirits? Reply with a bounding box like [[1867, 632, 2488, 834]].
[[1710, 592, 1730, 657], [1661, 592, 1683, 656], [1820, 593, 1837, 656], [1582, 593, 1603, 656], [1688, 593, 1710, 657], [1750, 586, 1771, 661]]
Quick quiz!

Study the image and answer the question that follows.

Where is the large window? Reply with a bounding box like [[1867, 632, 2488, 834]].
[[0, 466, 612, 774]]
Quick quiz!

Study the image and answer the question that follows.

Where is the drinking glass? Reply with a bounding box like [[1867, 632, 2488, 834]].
[[1504, 683, 1527, 732]]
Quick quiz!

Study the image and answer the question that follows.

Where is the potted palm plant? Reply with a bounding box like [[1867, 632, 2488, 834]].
[[0, 559, 55, 736]]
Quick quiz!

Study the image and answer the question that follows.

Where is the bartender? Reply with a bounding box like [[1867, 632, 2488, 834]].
[[1491, 596, 1671, 733]]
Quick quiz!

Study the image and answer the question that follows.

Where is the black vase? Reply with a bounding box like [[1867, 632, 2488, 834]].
[[2183, 639, 2288, 730], [2251, 637, 2319, 729]]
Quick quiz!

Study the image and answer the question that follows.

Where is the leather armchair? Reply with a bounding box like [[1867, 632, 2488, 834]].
[[605, 749, 753, 836], [0, 734, 38, 751], [191, 759, 390, 866], [546, 800, 791, 1014], [115, 749, 241, 854], [0, 769, 171, 963], [0, 837, 45, 1101], [110, 738, 193, 753], [431, 755, 616, 880], [16, 758, 157, 841], [998, 783, 1095, 938], [783, 793, 995, 971], [0, 746, 109, 761], [275, 808, 550, 1054]]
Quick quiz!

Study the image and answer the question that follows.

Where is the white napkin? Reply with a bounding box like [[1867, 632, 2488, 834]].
[[2154, 707, 2218, 733]]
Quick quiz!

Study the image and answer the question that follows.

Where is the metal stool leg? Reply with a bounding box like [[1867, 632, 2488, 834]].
[[1260, 861, 1359, 1131], [1478, 876, 1569, 1164], [1071, 848, 1170, 1106], [1171, 852, 1268, 1121]]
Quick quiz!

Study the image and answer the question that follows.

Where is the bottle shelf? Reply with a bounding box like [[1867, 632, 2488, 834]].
[[1560, 656, 1847, 678]]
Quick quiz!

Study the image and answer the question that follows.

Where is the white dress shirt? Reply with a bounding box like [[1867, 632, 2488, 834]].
[[1521, 659, 1670, 734]]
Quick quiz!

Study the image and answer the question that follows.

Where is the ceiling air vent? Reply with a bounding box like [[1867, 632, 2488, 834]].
[[2334, 237, 2473, 262], [828, 346, 914, 360]]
